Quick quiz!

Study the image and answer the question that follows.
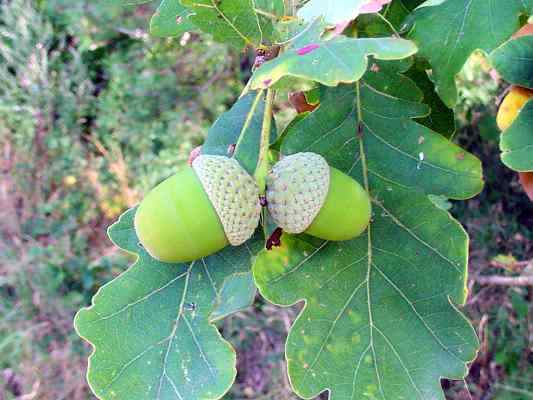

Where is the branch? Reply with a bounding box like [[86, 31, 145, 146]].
[[489, 260, 531, 270], [474, 275, 533, 286]]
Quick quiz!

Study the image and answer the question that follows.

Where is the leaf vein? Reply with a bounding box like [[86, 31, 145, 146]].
[[302, 278, 368, 382], [156, 264, 193, 400], [91, 271, 189, 323], [267, 241, 329, 284], [372, 201, 461, 274], [373, 325, 424, 399], [350, 345, 372, 400], [183, 315, 217, 379], [373, 262, 460, 361]]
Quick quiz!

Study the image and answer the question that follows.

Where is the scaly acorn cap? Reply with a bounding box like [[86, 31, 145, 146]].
[[266, 152, 330, 234], [192, 155, 261, 246]]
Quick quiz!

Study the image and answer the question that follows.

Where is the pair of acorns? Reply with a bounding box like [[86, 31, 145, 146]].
[[135, 152, 371, 263]]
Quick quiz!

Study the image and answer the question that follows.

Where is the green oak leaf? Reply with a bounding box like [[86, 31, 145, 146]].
[[407, 0, 531, 107], [201, 91, 276, 176], [254, 82, 482, 399], [180, 0, 273, 49], [282, 84, 482, 198], [500, 99, 533, 172], [255, 0, 285, 18], [404, 60, 456, 137], [490, 35, 533, 90], [210, 272, 256, 321], [75, 208, 261, 400], [250, 19, 418, 90], [428, 194, 453, 211], [150, 0, 196, 38], [363, 58, 423, 102]]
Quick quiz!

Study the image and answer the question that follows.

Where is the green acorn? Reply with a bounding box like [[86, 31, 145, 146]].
[[134, 155, 261, 263], [266, 152, 371, 241]]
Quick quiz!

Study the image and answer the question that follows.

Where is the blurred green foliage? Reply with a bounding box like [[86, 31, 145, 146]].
[[0, 0, 243, 398]]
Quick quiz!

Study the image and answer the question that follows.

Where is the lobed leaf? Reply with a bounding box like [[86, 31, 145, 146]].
[[254, 0, 286, 18], [361, 58, 422, 103], [500, 99, 533, 172], [490, 35, 533, 90], [75, 208, 261, 400], [250, 20, 418, 90], [282, 84, 482, 199], [407, 0, 531, 107], [254, 81, 483, 399], [180, 0, 273, 49]]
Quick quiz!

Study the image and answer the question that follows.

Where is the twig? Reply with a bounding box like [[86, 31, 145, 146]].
[[474, 275, 533, 286], [254, 8, 279, 20], [375, 13, 400, 37], [490, 259, 531, 270]]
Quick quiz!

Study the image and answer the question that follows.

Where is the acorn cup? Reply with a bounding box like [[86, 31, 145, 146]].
[[497, 86, 533, 131], [266, 152, 371, 241], [134, 155, 261, 263]]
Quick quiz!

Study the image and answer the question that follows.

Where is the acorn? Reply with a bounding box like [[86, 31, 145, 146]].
[[497, 86, 533, 131], [266, 152, 371, 241], [134, 155, 261, 263]]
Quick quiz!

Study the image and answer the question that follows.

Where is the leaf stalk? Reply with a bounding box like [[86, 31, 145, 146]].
[[254, 88, 275, 194]]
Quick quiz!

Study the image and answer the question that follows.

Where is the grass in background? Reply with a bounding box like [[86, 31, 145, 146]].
[[0, 0, 242, 398]]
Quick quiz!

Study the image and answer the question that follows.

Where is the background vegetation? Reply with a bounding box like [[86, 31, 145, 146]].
[[0, 1, 532, 399]]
